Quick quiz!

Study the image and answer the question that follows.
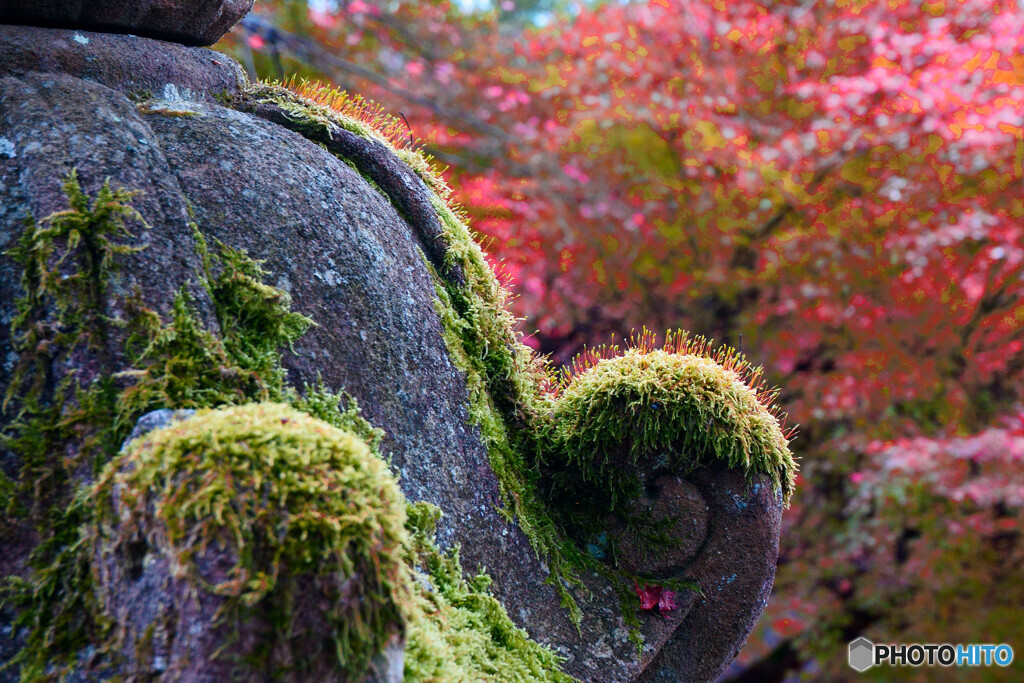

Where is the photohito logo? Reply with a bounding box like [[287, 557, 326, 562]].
[[848, 637, 1014, 671], [848, 637, 874, 672]]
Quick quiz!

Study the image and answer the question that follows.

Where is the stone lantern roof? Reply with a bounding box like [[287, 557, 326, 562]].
[[0, 0, 253, 45]]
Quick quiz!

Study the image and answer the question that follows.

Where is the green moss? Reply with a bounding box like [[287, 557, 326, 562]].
[[1, 169, 577, 681], [90, 402, 410, 680], [0, 172, 142, 679], [289, 380, 384, 455], [117, 226, 313, 420], [3, 74, 799, 677], [1, 170, 146, 533], [428, 274, 587, 627], [545, 347, 796, 517], [0, 501, 99, 682], [403, 502, 573, 683], [0, 172, 406, 680]]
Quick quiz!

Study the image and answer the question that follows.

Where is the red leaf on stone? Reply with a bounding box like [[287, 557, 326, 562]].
[[658, 589, 678, 614], [635, 581, 660, 610], [635, 582, 677, 617]]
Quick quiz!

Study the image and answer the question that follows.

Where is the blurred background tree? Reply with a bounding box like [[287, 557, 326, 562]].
[[218, 1, 1024, 679]]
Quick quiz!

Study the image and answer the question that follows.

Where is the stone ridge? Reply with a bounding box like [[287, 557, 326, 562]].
[[0, 25, 246, 99], [0, 0, 254, 46]]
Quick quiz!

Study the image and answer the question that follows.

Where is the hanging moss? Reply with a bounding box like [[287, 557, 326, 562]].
[[90, 402, 410, 680], [1, 171, 146, 529], [403, 502, 572, 683]]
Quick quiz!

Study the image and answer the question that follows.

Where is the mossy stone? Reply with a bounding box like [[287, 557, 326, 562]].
[[0, 28, 797, 680], [547, 349, 795, 518], [90, 402, 410, 681]]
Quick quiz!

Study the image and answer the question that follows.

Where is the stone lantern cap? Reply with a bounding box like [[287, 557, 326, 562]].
[[0, 0, 254, 46]]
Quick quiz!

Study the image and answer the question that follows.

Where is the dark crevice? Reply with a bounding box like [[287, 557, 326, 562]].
[[125, 537, 148, 582]]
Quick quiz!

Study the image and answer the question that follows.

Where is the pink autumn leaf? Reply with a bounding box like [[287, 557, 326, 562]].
[[658, 589, 678, 614], [308, 10, 337, 29], [635, 581, 659, 610], [635, 582, 679, 618]]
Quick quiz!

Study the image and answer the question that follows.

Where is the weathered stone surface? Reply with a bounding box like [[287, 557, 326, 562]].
[[93, 489, 240, 682], [638, 467, 783, 682], [0, 25, 784, 682], [610, 475, 709, 577], [0, 0, 253, 46], [0, 25, 246, 99]]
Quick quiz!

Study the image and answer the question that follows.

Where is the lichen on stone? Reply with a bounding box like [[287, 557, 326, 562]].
[[136, 100, 203, 117]]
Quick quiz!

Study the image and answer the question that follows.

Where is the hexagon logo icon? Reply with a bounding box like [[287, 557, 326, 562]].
[[848, 637, 875, 672]]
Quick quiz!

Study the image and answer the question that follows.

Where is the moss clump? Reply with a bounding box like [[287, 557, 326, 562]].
[[91, 402, 410, 680], [86, 404, 571, 682], [403, 502, 572, 683], [545, 342, 796, 517]]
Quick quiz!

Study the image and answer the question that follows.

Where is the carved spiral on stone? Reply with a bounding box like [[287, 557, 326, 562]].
[[608, 473, 710, 577]]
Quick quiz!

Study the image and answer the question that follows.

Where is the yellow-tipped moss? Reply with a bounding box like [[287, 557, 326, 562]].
[[547, 346, 796, 514]]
